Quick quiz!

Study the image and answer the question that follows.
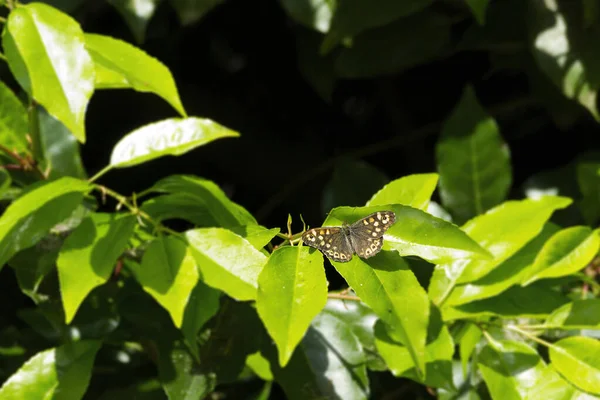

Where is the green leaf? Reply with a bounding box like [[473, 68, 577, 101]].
[[57, 213, 136, 323], [227, 225, 279, 250], [465, 0, 489, 25], [429, 196, 572, 305], [366, 173, 439, 210], [375, 305, 455, 390], [523, 226, 600, 285], [545, 299, 600, 330], [278, 0, 334, 32], [334, 11, 451, 78], [38, 107, 87, 179], [550, 336, 600, 395], [322, 158, 388, 214], [322, 298, 385, 370], [443, 283, 569, 321], [322, 0, 434, 52], [437, 85, 512, 223], [0, 80, 29, 154], [170, 0, 225, 25], [257, 246, 327, 367], [577, 162, 600, 225], [0, 341, 101, 399], [9, 239, 59, 302], [145, 175, 257, 227], [529, 0, 600, 120], [185, 228, 267, 301], [527, 363, 599, 400], [246, 352, 273, 381], [110, 118, 239, 168], [85, 33, 186, 116], [181, 280, 221, 355], [0, 177, 91, 270], [319, 208, 429, 378], [442, 223, 560, 307], [107, 0, 160, 43], [458, 322, 482, 377], [3, 3, 94, 142], [478, 340, 547, 400], [131, 236, 200, 328]]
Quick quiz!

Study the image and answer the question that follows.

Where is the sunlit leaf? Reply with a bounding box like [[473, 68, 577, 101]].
[[0, 80, 28, 154], [550, 336, 600, 395], [367, 173, 439, 210], [545, 299, 600, 330]]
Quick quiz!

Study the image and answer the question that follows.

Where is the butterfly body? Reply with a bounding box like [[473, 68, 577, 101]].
[[302, 211, 396, 262]]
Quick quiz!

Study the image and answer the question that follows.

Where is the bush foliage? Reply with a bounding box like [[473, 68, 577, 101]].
[[0, 0, 600, 399]]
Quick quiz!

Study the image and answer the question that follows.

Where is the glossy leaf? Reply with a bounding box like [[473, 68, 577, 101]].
[[545, 299, 600, 329], [170, 0, 225, 25], [322, 158, 388, 214], [107, 0, 161, 43], [429, 196, 572, 305], [110, 117, 239, 168], [528, 364, 600, 400], [523, 226, 600, 285], [257, 246, 327, 367], [0, 177, 91, 270], [227, 225, 279, 250], [181, 280, 221, 355], [437, 85, 512, 223], [132, 236, 200, 328], [366, 173, 439, 210], [0, 341, 101, 399], [466, 0, 489, 24], [322, 0, 434, 52], [57, 213, 136, 323], [375, 306, 455, 390], [321, 208, 429, 378], [278, 0, 333, 32], [0, 80, 28, 153], [550, 336, 600, 395], [38, 107, 87, 179], [85, 33, 185, 116], [529, 0, 600, 120], [185, 228, 267, 301], [442, 223, 560, 307], [478, 340, 547, 400], [3, 3, 94, 142], [335, 11, 450, 78], [443, 283, 569, 321]]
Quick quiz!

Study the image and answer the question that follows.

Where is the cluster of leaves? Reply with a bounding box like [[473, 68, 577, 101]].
[[0, 1, 600, 400]]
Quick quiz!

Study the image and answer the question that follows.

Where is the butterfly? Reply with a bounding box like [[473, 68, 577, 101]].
[[301, 211, 396, 262]]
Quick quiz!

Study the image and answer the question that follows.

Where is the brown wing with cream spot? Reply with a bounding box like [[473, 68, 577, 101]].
[[301, 227, 353, 262], [348, 211, 396, 259]]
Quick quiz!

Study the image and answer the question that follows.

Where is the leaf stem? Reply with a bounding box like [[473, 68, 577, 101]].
[[88, 165, 113, 183], [506, 325, 554, 348], [327, 293, 361, 301]]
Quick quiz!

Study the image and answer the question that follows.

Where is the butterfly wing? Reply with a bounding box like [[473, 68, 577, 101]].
[[348, 211, 396, 258], [302, 227, 354, 262]]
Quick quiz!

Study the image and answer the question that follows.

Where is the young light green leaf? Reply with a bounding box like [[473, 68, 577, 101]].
[[443, 284, 568, 321], [316, 208, 429, 379], [0, 80, 29, 154], [246, 352, 273, 381], [523, 226, 600, 285], [3, 3, 94, 142], [527, 364, 599, 400], [545, 299, 600, 330], [131, 236, 200, 328], [185, 228, 267, 301], [0, 341, 101, 399], [375, 306, 455, 390], [366, 173, 439, 210], [530, 0, 600, 120], [478, 340, 547, 400], [458, 322, 482, 378], [437, 85, 512, 223], [57, 213, 136, 323], [429, 196, 572, 305], [0, 177, 91, 270], [442, 223, 560, 307], [550, 336, 600, 395], [227, 225, 279, 250], [257, 246, 327, 367], [146, 174, 257, 226], [110, 117, 239, 168], [181, 280, 221, 355], [85, 33, 186, 116]]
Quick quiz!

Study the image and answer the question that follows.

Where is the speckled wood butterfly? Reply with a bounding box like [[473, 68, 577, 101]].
[[302, 211, 396, 262]]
